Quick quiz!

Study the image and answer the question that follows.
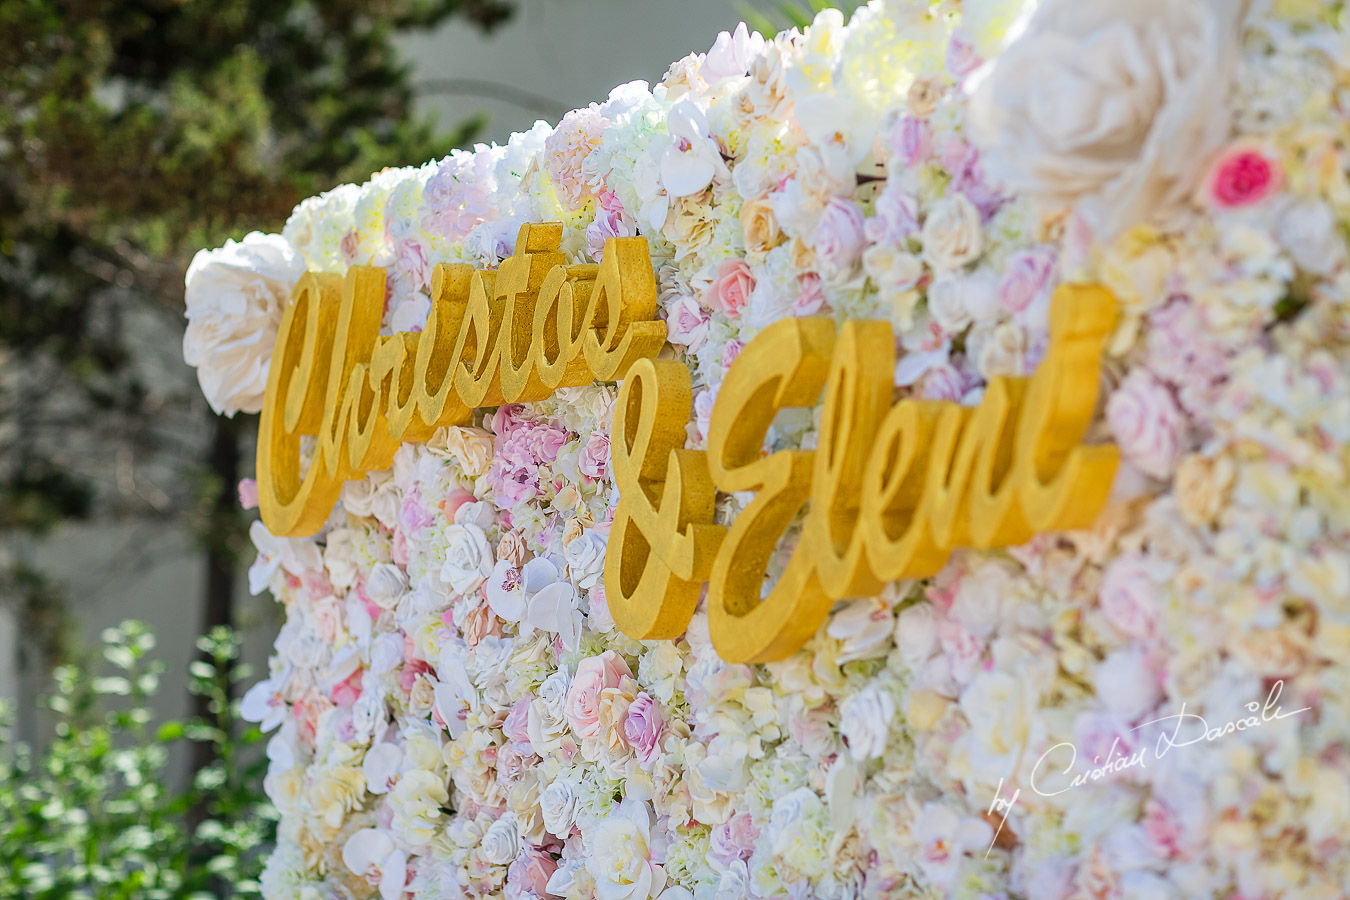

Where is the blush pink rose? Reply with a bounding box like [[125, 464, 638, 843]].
[[503, 696, 533, 746], [813, 198, 866, 278], [1099, 554, 1161, 639], [794, 272, 825, 316], [1106, 369, 1186, 480], [440, 488, 476, 522], [708, 812, 759, 867], [708, 259, 755, 317], [579, 431, 610, 480], [1204, 143, 1282, 209], [331, 669, 364, 708], [623, 692, 664, 768], [998, 248, 1054, 315], [666, 294, 712, 350], [565, 650, 633, 740], [505, 845, 557, 900]]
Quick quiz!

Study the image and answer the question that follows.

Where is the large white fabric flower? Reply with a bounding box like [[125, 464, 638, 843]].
[[341, 828, 407, 900], [660, 100, 728, 198], [586, 799, 668, 900], [970, 0, 1248, 238], [183, 232, 307, 416]]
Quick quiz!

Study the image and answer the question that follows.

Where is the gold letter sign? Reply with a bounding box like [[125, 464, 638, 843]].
[[258, 223, 665, 536], [606, 284, 1120, 663]]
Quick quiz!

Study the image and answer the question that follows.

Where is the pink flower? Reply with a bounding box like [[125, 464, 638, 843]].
[[331, 668, 364, 708], [708, 813, 758, 867], [1203, 143, 1282, 209], [1099, 554, 1161, 639], [708, 259, 755, 318], [998, 248, 1055, 315], [813, 198, 866, 278], [580, 431, 610, 480], [544, 107, 609, 210], [395, 237, 430, 291], [890, 115, 933, 167], [623, 692, 664, 767], [505, 844, 558, 900], [794, 272, 825, 316], [503, 696, 533, 747], [1106, 369, 1186, 480], [665, 294, 712, 350], [946, 28, 983, 80], [440, 488, 476, 523], [237, 478, 259, 510], [865, 182, 919, 245], [586, 201, 637, 261], [564, 650, 633, 740], [721, 339, 744, 369]]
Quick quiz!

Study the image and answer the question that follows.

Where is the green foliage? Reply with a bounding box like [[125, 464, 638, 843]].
[[739, 0, 863, 38], [0, 621, 274, 899]]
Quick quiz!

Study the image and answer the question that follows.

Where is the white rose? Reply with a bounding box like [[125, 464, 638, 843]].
[[1093, 646, 1161, 720], [951, 559, 1021, 639], [183, 232, 307, 416], [1277, 200, 1343, 277], [926, 268, 999, 335], [920, 194, 983, 273], [959, 669, 1040, 772], [586, 799, 667, 900], [895, 601, 939, 668], [540, 778, 580, 838], [565, 532, 608, 590], [528, 670, 573, 756], [970, 0, 1246, 238], [480, 815, 522, 866], [440, 523, 493, 595], [364, 563, 408, 610], [840, 683, 896, 761]]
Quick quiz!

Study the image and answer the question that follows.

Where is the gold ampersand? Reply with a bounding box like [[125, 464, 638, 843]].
[[604, 284, 1120, 663]]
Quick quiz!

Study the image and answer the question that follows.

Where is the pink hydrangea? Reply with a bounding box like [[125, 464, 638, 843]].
[[422, 147, 503, 241], [586, 194, 637, 261], [544, 107, 609, 210], [1203, 142, 1282, 209]]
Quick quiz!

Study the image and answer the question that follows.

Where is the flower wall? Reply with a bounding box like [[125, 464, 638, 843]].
[[186, 2, 1350, 898]]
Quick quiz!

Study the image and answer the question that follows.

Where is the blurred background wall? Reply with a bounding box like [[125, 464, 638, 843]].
[[0, 0, 765, 768]]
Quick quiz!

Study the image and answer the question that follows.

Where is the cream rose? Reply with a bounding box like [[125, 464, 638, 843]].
[[430, 426, 495, 477], [970, 0, 1247, 238], [920, 194, 983, 273], [183, 232, 307, 416]]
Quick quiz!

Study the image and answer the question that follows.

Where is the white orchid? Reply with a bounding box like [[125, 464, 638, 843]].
[[341, 828, 408, 900], [659, 99, 728, 198], [487, 557, 583, 651]]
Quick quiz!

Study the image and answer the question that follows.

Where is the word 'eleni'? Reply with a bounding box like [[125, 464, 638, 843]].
[[258, 223, 664, 536], [605, 285, 1120, 663]]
